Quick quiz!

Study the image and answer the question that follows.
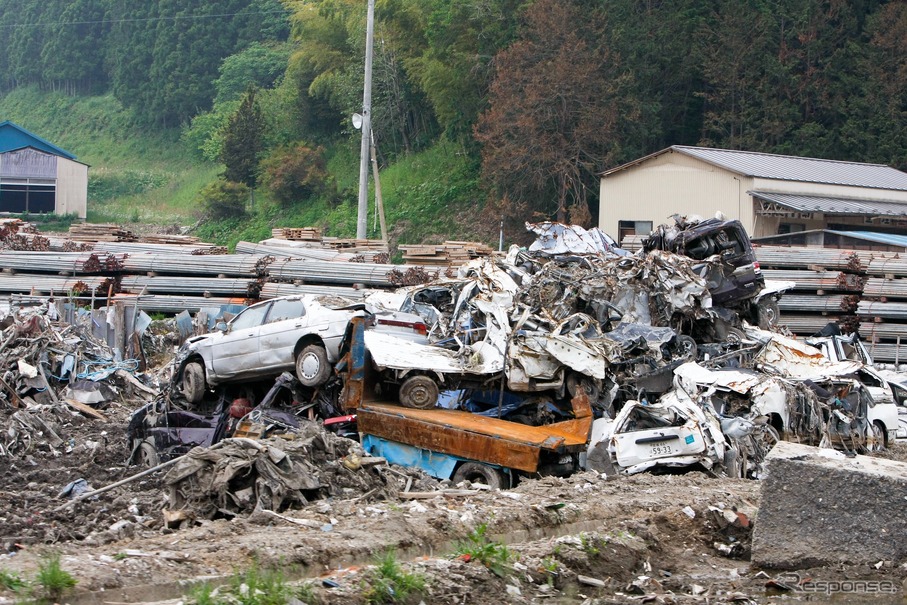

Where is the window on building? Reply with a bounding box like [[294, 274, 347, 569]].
[[0, 180, 56, 213], [618, 220, 653, 243], [777, 223, 805, 234]]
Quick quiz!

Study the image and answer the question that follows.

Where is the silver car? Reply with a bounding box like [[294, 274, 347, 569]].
[[176, 294, 426, 403]]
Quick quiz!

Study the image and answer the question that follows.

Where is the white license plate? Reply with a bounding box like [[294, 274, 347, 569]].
[[649, 443, 674, 457]]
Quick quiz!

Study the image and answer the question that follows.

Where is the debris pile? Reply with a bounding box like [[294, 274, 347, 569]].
[[163, 428, 436, 523]]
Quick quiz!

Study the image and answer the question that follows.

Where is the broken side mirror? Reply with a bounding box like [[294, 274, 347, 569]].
[[216, 321, 229, 333]]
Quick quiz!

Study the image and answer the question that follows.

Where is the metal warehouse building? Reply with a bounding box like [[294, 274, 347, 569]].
[[0, 121, 87, 219], [599, 146, 907, 242]]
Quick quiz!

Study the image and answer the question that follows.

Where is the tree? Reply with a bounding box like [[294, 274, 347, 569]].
[[475, 0, 638, 224], [260, 143, 330, 205], [214, 42, 293, 104], [220, 87, 265, 189]]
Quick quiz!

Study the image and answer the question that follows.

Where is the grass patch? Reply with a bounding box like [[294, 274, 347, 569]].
[[453, 523, 512, 577], [362, 549, 425, 605], [0, 568, 25, 592], [186, 562, 308, 605], [34, 552, 77, 602]]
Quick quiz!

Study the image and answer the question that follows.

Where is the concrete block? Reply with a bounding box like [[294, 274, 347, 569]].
[[751, 441, 907, 569]]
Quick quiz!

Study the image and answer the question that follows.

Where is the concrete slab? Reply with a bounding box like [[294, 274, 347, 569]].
[[751, 441, 907, 569]]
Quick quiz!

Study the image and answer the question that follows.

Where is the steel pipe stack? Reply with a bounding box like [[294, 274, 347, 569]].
[[259, 282, 371, 299], [235, 240, 356, 262], [110, 294, 245, 314], [119, 275, 258, 297], [93, 241, 225, 255], [0, 274, 111, 295], [268, 257, 400, 287], [0, 251, 127, 274], [120, 253, 271, 277]]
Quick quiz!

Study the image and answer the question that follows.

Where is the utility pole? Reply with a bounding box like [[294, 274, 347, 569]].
[[356, 0, 376, 240]]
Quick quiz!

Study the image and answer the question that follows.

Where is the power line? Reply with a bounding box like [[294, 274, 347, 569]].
[[0, 9, 290, 30]]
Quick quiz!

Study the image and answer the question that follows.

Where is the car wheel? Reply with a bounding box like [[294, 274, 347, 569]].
[[182, 361, 206, 404], [452, 462, 507, 489], [869, 421, 886, 452], [675, 335, 698, 361], [566, 373, 600, 401], [296, 344, 331, 387], [399, 375, 439, 409], [137, 439, 160, 467], [723, 445, 744, 478]]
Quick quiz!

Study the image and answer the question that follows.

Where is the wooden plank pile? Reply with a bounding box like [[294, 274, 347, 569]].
[[140, 234, 202, 245], [321, 237, 389, 254], [755, 244, 907, 364], [399, 241, 493, 267], [69, 223, 138, 242], [272, 227, 322, 241]]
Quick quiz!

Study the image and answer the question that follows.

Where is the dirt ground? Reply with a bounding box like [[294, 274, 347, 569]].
[[2, 392, 906, 605]]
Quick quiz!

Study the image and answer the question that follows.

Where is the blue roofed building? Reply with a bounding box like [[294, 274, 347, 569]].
[[0, 121, 87, 218]]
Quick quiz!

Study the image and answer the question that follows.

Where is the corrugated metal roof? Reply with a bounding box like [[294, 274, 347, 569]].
[[828, 230, 907, 248], [673, 146, 907, 190], [0, 121, 76, 160], [750, 191, 907, 216]]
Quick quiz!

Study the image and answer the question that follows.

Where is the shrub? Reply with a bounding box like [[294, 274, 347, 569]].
[[199, 179, 249, 220]]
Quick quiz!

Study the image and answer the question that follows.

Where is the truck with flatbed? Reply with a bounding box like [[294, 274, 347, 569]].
[[335, 316, 592, 487]]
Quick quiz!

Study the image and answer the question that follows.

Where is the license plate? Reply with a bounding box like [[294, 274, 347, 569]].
[[649, 443, 674, 457]]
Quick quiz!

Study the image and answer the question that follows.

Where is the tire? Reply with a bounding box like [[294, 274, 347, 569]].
[[566, 373, 600, 401], [869, 421, 886, 452], [723, 446, 743, 478], [137, 439, 160, 467], [182, 361, 206, 404], [452, 462, 507, 489], [399, 375, 439, 409], [296, 343, 331, 387], [674, 335, 698, 361]]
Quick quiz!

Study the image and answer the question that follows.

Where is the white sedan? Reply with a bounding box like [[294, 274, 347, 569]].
[[176, 294, 426, 402]]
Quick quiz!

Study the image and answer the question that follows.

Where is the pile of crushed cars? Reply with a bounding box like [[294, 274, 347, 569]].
[[359, 216, 902, 478], [139, 215, 906, 485]]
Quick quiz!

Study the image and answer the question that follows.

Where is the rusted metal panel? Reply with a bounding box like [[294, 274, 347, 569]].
[[357, 403, 589, 472]]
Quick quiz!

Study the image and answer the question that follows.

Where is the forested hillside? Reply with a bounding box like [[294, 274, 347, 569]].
[[1, 0, 905, 245]]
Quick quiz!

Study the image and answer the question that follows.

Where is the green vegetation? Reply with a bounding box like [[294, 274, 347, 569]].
[[2, 0, 907, 245], [362, 549, 425, 605], [453, 523, 512, 577], [34, 552, 77, 602], [0, 568, 25, 592], [187, 563, 302, 605]]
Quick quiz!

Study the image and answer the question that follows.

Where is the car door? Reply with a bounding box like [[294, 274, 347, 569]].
[[212, 302, 270, 379], [258, 297, 307, 370]]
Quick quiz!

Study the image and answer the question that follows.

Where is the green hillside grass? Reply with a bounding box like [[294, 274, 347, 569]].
[[0, 88, 489, 249], [0, 87, 214, 224]]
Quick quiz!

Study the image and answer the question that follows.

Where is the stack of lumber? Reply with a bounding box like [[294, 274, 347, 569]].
[[271, 227, 322, 241], [140, 234, 203, 245], [69, 223, 138, 242], [399, 241, 493, 266], [321, 237, 389, 254], [619, 234, 645, 252], [755, 244, 907, 364]]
